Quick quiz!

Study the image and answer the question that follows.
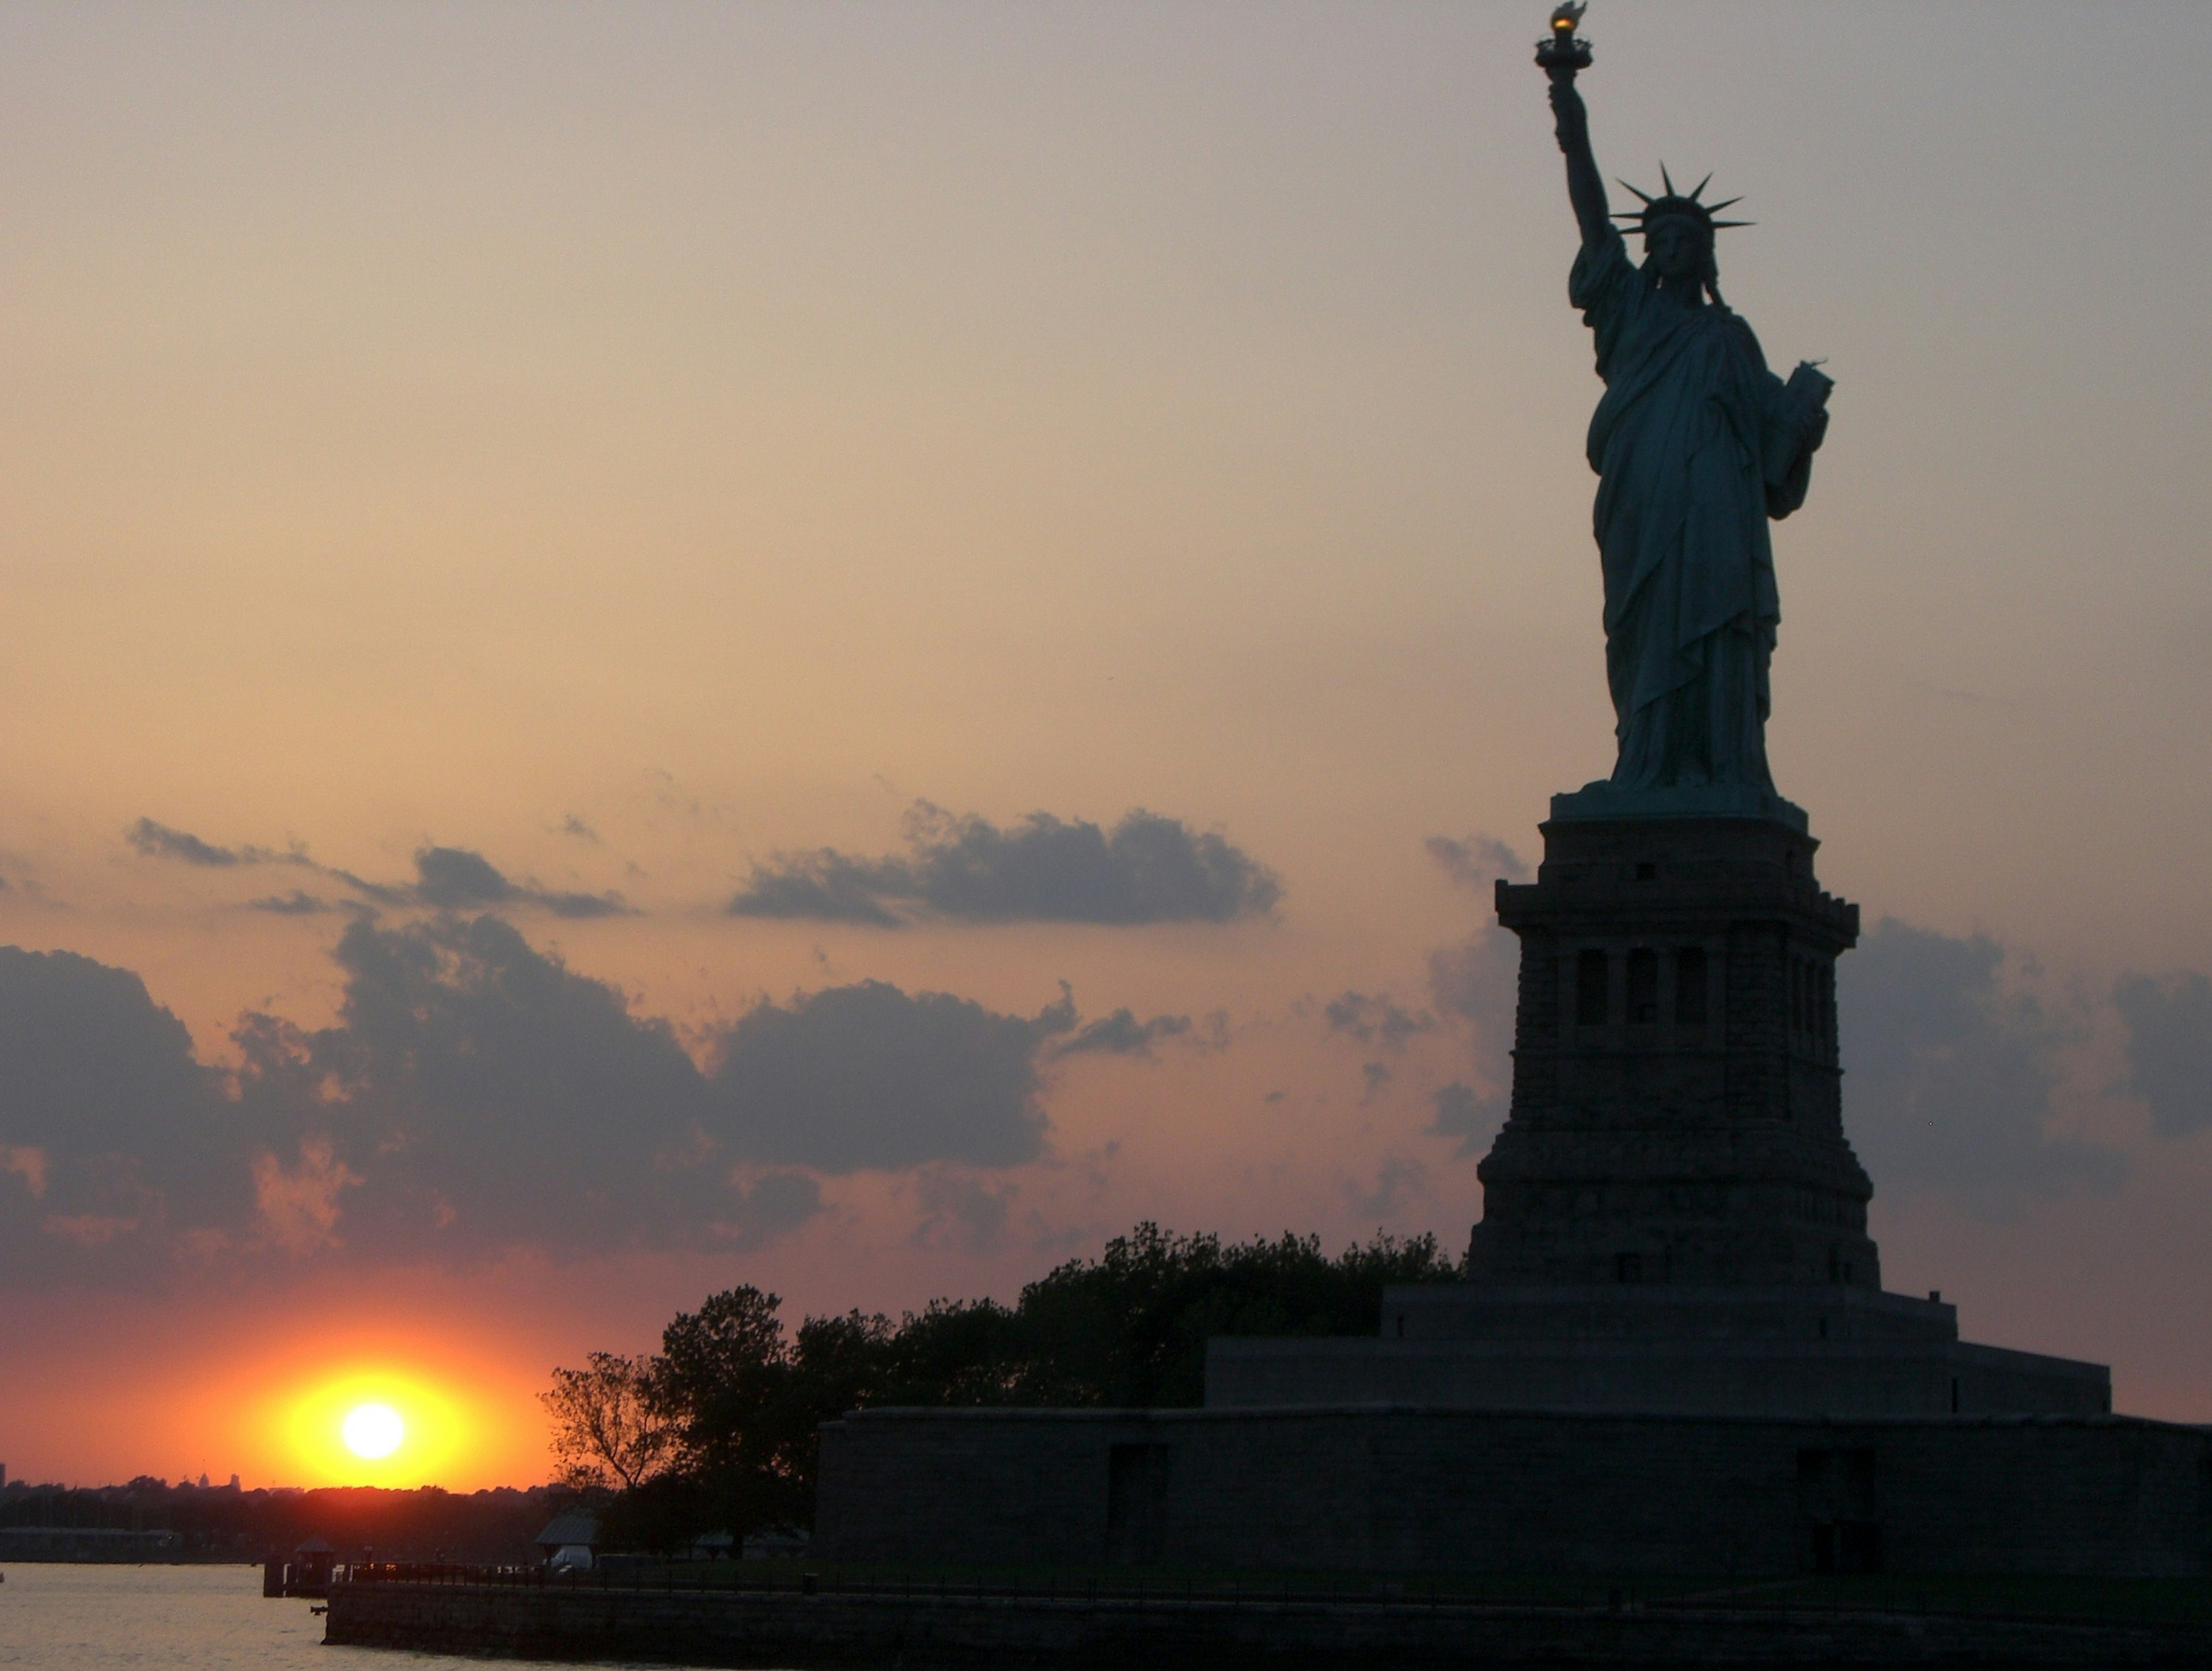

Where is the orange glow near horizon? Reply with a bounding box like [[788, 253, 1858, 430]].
[[149, 1301, 567, 1491], [268, 1364, 472, 1487]]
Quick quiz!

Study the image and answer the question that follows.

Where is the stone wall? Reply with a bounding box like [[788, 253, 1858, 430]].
[[325, 1577, 2212, 1669], [815, 1407, 2210, 1578], [1202, 1334, 2108, 1419]]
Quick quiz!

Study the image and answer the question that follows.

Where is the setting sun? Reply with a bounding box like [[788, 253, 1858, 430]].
[[341, 1402, 406, 1460], [264, 1363, 479, 1486]]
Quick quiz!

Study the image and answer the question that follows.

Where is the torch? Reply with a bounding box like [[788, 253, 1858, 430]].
[[1535, 2, 1592, 76]]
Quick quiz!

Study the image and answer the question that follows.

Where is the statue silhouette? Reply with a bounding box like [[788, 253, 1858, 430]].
[[1545, 46, 1831, 795]]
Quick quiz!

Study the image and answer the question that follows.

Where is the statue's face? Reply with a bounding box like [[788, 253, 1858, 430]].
[[1643, 217, 1708, 283]]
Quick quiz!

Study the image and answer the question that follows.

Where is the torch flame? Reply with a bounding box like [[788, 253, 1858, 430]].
[[1551, 2, 1586, 32]]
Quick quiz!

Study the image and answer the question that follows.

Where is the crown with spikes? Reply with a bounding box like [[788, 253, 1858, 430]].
[[1613, 164, 1752, 239]]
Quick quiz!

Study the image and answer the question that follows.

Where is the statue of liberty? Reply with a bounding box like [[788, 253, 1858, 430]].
[[1540, 6, 1832, 797]]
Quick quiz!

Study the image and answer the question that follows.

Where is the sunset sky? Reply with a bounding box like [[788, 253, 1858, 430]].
[[3, 1, 2210, 1490]]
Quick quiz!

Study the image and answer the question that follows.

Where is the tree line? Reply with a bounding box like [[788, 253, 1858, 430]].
[[0, 1478, 567, 1563], [543, 1222, 1459, 1552]]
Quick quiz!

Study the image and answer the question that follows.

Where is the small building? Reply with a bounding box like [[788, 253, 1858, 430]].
[[290, 1535, 336, 1597], [535, 1513, 599, 1573], [687, 1530, 735, 1561]]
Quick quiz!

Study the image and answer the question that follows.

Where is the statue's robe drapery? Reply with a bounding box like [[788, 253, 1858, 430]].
[[1571, 228, 1818, 791]]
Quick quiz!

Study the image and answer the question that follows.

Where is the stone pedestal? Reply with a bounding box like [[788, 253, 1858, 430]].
[[1201, 792, 2109, 1420], [1469, 797, 1877, 1289]]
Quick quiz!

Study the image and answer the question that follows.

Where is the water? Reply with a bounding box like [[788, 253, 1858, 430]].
[[0, 1563, 647, 1669]]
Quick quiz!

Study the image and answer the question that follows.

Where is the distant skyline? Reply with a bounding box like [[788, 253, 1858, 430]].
[[2, 1, 2209, 1488]]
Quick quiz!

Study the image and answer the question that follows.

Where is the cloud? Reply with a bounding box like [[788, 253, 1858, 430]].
[[410, 846, 518, 908], [1418, 830, 1531, 1125], [127, 818, 265, 867], [1343, 1155, 1427, 1222], [704, 980, 1076, 1172], [1324, 990, 1435, 1049], [728, 801, 1280, 927], [248, 890, 333, 916], [1427, 916, 1520, 1119], [1838, 918, 2123, 1216], [1051, 1008, 1192, 1058], [254, 918, 1077, 1235], [0, 946, 245, 1283], [127, 818, 631, 918], [229, 913, 724, 1257], [725, 855, 904, 927], [2, 914, 1099, 1284], [1429, 1080, 1504, 1156], [250, 1137, 363, 1256], [320, 868, 411, 908], [2, 1145, 50, 1199], [712, 1170, 825, 1252], [909, 1167, 1018, 1253], [2112, 971, 2212, 1138], [1425, 834, 1530, 890], [406, 846, 631, 918]]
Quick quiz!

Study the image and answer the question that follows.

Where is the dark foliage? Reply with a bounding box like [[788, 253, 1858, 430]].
[[1006, 1223, 1458, 1407], [558, 1223, 1459, 1549]]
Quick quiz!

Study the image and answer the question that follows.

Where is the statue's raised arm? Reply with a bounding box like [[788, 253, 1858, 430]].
[[1537, 4, 1609, 249], [1548, 70, 1611, 252]]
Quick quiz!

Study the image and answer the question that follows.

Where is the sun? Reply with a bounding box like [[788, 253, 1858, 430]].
[[272, 1363, 472, 1484], [341, 1402, 406, 1460]]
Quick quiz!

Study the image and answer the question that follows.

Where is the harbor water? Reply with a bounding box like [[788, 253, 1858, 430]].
[[0, 1562, 648, 1670]]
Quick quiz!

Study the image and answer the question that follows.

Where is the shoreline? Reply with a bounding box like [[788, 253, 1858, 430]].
[[324, 1576, 2212, 1669]]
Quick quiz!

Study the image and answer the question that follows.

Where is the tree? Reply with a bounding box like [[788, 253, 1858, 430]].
[[653, 1286, 812, 1538], [540, 1352, 673, 1492], [1008, 1223, 1459, 1406]]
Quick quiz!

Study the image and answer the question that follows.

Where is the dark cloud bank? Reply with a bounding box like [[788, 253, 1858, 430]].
[[728, 802, 1280, 928], [127, 819, 629, 918], [0, 917, 1093, 1287], [2112, 971, 2212, 1138], [1420, 833, 1527, 1155], [1836, 919, 2125, 1215]]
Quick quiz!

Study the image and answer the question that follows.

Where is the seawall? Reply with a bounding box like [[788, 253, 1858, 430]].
[[324, 1579, 2212, 1669], [815, 1405, 2212, 1576]]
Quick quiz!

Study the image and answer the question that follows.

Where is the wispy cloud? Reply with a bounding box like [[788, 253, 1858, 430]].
[[1324, 990, 1435, 1050], [127, 819, 632, 918], [1423, 834, 1529, 890], [1051, 1008, 1193, 1059], [127, 818, 300, 869]]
